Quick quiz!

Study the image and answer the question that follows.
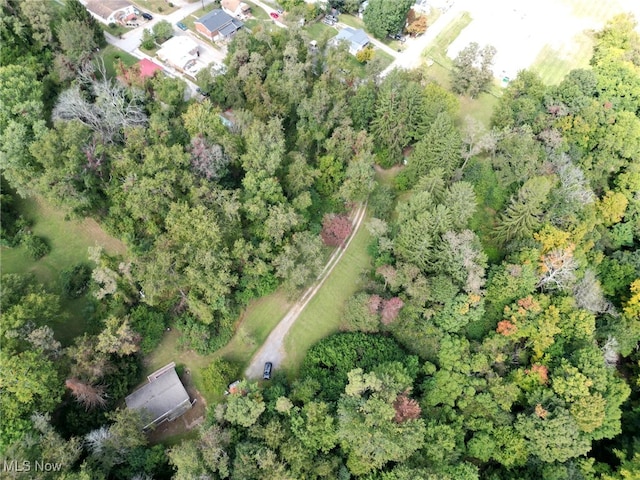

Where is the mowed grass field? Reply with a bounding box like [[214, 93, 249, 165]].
[[282, 213, 372, 375], [218, 291, 293, 366], [100, 45, 139, 78], [1, 196, 127, 344]]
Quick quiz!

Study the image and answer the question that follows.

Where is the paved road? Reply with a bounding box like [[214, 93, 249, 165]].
[[90, 0, 224, 94], [381, 1, 465, 76], [245, 204, 367, 379]]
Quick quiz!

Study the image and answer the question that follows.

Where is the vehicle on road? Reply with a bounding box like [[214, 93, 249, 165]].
[[196, 87, 210, 97], [176, 22, 187, 31], [270, 12, 279, 19], [263, 362, 272, 380], [141, 12, 153, 20]]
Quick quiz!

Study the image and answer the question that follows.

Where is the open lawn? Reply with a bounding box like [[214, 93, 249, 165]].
[[304, 21, 338, 42], [1, 196, 126, 344], [530, 33, 594, 85], [448, 0, 639, 85], [218, 291, 292, 366], [422, 11, 472, 67], [282, 213, 372, 375], [99, 44, 139, 78], [102, 22, 128, 38]]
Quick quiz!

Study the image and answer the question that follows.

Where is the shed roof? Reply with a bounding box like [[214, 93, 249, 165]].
[[86, 0, 132, 20], [138, 58, 163, 78], [125, 366, 189, 424]]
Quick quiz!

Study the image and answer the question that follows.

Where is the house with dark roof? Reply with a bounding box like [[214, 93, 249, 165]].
[[332, 27, 370, 55], [125, 363, 192, 430], [85, 0, 137, 25], [195, 9, 244, 42]]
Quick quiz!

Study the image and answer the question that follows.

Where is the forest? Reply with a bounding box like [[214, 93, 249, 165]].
[[0, 0, 639, 478]]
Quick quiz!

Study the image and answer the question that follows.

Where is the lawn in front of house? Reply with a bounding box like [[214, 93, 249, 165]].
[[99, 44, 139, 78], [132, 0, 178, 15], [102, 22, 128, 38], [1, 195, 127, 344], [282, 211, 372, 375], [304, 20, 338, 42]]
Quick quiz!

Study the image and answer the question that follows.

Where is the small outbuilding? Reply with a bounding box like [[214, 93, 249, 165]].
[[138, 58, 163, 78], [125, 363, 192, 430]]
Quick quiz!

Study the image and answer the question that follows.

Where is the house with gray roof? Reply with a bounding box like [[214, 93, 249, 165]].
[[332, 27, 370, 55], [195, 9, 244, 42], [125, 363, 192, 430]]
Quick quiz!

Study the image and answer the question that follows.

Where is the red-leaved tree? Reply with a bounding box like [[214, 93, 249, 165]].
[[381, 297, 404, 325], [368, 294, 383, 314], [393, 393, 421, 423], [321, 214, 353, 247]]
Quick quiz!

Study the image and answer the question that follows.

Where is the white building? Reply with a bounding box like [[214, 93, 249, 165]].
[[85, 0, 137, 25], [157, 36, 201, 74]]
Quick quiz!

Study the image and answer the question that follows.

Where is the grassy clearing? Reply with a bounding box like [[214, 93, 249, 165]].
[[132, 0, 178, 15], [143, 290, 291, 402], [417, 11, 500, 128], [282, 213, 372, 375], [338, 14, 364, 30], [246, 0, 270, 21], [304, 21, 338, 41], [530, 33, 594, 85], [218, 291, 292, 366], [422, 11, 472, 66], [99, 45, 139, 78], [1, 196, 126, 344], [458, 92, 500, 127], [102, 22, 128, 38]]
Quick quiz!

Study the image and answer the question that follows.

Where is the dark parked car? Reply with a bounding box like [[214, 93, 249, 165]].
[[263, 362, 273, 380], [196, 87, 210, 97], [141, 12, 153, 20], [176, 22, 187, 31]]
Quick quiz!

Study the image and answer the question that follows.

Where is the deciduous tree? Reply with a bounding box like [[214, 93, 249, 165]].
[[363, 0, 414, 39]]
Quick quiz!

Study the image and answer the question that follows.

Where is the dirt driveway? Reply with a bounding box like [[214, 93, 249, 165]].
[[244, 204, 367, 379]]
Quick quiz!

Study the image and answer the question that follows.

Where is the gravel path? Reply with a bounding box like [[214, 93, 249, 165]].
[[245, 204, 367, 379]]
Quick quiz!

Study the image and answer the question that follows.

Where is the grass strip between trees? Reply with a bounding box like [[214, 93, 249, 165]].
[[282, 212, 372, 375], [1, 196, 127, 344]]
